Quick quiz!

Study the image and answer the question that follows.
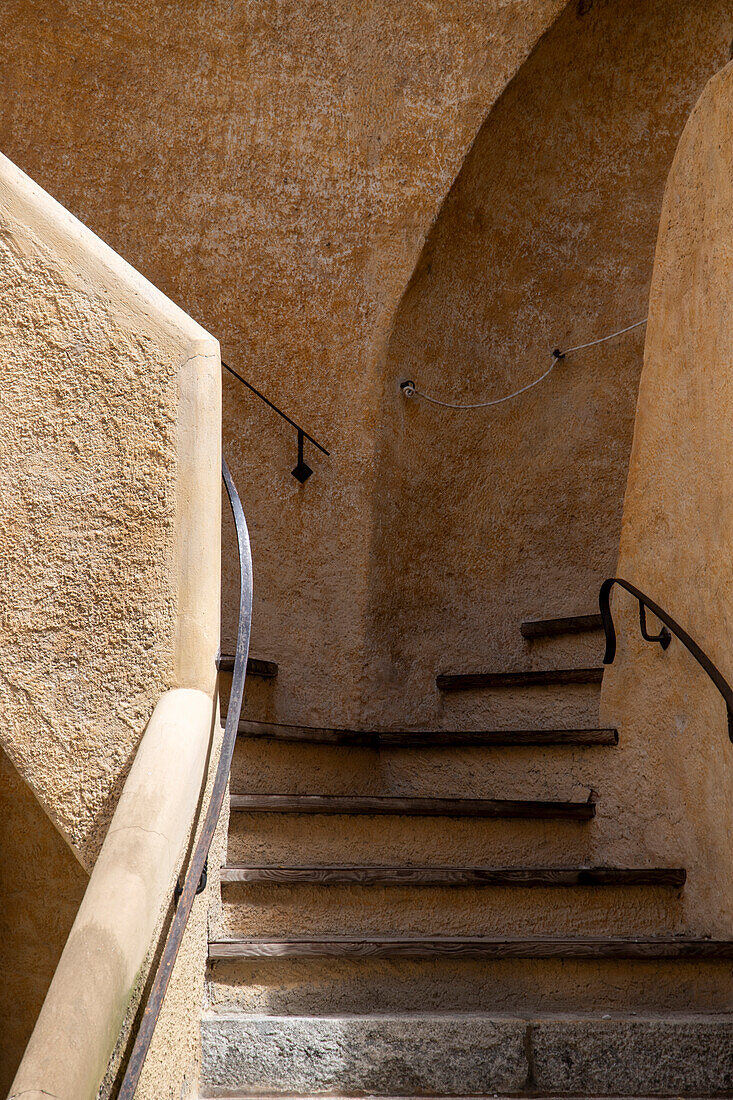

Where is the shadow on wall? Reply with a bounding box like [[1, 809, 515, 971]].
[[0, 747, 87, 1093], [366, 0, 733, 725]]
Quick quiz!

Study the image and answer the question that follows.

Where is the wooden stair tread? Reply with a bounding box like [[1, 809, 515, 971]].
[[219, 655, 278, 677], [220, 865, 685, 887], [209, 936, 733, 960], [437, 667, 604, 691], [229, 794, 595, 820], [521, 614, 603, 639], [233, 719, 618, 747]]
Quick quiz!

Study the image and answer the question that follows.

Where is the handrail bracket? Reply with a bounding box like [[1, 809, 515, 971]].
[[600, 577, 733, 744], [638, 601, 672, 650]]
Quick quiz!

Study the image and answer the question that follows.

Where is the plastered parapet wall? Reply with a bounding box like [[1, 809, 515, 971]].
[[0, 150, 221, 870], [599, 60, 733, 934]]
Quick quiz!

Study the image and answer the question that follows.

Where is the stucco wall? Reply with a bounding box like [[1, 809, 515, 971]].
[[0, 153, 220, 868], [598, 60, 733, 935], [0, 153, 221, 1094], [371, 0, 733, 726], [3, 4, 733, 1084], [0, 0, 568, 731], [0, 746, 88, 1096]]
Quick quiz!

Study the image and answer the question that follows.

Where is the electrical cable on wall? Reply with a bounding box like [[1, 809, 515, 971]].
[[399, 317, 648, 410]]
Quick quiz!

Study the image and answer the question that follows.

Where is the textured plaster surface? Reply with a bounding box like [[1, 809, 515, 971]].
[[371, 0, 733, 730], [211, 1, 733, 1022], [9, 690, 214, 1100], [0, 745, 88, 1095], [599, 60, 733, 937], [199, 1013, 733, 1096], [218, 882, 681, 939], [0, 154, 221, 1098], [3, 0, 733, 1082], [0, 0, 568, 733], [0, 153, 219, 869], [206, 956, 733, 1016]]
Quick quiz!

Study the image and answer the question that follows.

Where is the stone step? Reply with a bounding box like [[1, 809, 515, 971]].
[[199, 1012, 733, 1098], [199, 1095, 716, 1099], [437, 667, 604, 692], [220, 865, 685, 887], [229, 795, 595, 820], [208, 936, 733, 960], [231, 719, 618, 747]]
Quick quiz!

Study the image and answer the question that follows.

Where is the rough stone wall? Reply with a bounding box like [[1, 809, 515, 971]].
[[0, 0, 567, 729], [599, 59, 733, 935], [372, 0, 733, 727]]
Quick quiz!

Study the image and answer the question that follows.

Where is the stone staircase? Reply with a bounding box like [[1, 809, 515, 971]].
[[200, 614, 733, 1098]]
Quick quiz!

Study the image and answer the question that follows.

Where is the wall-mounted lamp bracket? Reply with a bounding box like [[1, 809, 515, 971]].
[[292, 428, 314, 483], [222, 361, 329, 482]]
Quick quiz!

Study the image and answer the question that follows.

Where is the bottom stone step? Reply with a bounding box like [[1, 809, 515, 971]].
[[200, 1013, 733, 1098]]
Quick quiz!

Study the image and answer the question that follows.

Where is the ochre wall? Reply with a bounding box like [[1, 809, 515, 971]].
[[0, 153, 221, 1097], [0, 0, 567, 729], [2, 3, 733, 1082], [0, 4, 571, 1091], [0, 154, 218, 868], [372, 0, 733, 727], [0, 747, 88, 1095], [599, 59, 733, 935]]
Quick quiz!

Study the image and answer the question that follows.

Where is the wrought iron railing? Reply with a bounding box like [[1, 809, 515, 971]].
[[223, 361, 329, 482], [599, 577, 733, 742], [117, 457, 253, 1097]]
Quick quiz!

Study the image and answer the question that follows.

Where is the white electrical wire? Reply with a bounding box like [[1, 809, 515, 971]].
[[401, 317, 647, 410], [560, 317, 648, 356]]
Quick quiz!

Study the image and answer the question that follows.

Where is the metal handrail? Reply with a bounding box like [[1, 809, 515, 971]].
[[222, 360, 329, 482], [117, 457, 253, 1097], [599, 577, 733, 743]]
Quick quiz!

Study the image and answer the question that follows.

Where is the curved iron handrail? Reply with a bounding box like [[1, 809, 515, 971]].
[[117, 457, 253, 1098], [600, 577, 733, 743]]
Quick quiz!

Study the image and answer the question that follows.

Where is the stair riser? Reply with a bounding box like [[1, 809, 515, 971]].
[[215, 884, 683, 938], [230, 683, 604, 732], [220, 676, 276, 721], [516, 630, 605, 669], [229, 740, 603, 800], [206, 957, 733, 1016], [200, 1013, 733, 1097], [226, 815, 597, 866], [438, 682, 601, 730]]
